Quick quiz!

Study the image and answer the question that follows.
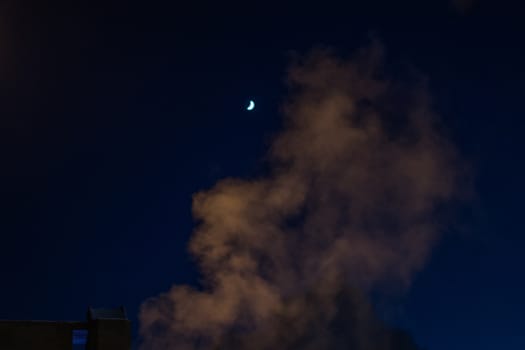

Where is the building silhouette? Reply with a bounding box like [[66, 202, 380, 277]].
[[0, 307, 131, 350]]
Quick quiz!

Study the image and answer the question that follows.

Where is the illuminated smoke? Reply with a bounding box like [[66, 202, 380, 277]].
[[139, 43, 465, 350]]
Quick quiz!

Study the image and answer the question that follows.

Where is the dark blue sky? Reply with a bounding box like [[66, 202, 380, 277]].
[[1, 1, 524, 349]]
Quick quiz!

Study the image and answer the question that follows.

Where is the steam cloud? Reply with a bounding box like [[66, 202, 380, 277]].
[[140, 43, 464, 350]]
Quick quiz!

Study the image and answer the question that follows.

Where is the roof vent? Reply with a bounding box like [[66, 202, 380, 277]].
[[87, 306, 127, 321]]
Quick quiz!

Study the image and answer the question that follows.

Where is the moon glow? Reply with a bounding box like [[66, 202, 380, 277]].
[[247, 100, 255, 111]]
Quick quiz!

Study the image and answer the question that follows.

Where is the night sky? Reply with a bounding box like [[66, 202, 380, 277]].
[[1, 1, 524, 349]]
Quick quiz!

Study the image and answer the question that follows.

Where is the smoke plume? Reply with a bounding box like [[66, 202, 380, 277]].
[[140, 43, 464, 349]]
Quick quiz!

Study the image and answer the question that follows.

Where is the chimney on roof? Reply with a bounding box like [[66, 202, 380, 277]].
[[87, 306, 128, 321]]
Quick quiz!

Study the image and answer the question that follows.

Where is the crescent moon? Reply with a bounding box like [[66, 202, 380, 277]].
[[247, 100, 255, 111]]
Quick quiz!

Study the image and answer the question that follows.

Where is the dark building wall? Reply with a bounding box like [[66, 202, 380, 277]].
[[89, 319, 131, 350], [0, 321, 85, 350], [0, 319, 131, 350]]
